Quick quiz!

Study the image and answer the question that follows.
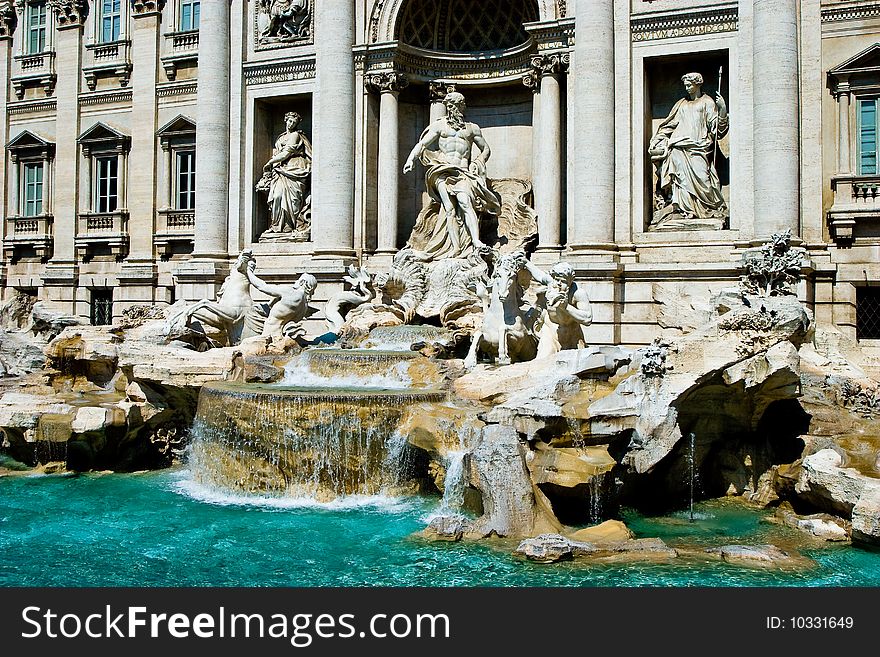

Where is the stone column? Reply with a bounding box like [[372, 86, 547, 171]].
[[42, 1, 87, 315], [836, 78, 852, 175], [429, 81, 453, 123], [0, 9, 12, 256], [530, 54, 567, 251], [753, 0, 800, 237], [311, 0, 355, 257], [523, 71, 542, 245], [192, 0, 230, 259], [368, 72, 408, 254], [568, 0, 615, 252]]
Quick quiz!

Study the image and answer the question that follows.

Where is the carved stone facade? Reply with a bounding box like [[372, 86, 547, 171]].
[[0, 0, 875, 350]]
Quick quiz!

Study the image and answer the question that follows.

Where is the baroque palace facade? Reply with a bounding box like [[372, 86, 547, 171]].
[[1, 0, 880, 346]]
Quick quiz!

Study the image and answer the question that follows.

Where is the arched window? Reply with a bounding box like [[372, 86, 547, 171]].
[[397, 0, 538, 52]]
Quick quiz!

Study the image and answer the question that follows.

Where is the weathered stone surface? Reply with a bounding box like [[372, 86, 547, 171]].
[[527, 443, 616, 489], [795, 449, 880, 521], [514, 534, 596, 563], [71, 407, 113, 434], [852, 485, 880, 546], [0, 393, 76, 429], [418, 515, 470, 542], [706, 544, 797, 568], [568, 520, 633, 544], [466, 424, 561, 538], [118, 342, 238, 388], [773, 503, 849, 542]]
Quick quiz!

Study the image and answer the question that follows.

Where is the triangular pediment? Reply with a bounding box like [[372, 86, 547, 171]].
[[77, 122, 129, 144], [6, 130, 53, 151], [830, 43, 880, 76], [157, 115, 196, 138]]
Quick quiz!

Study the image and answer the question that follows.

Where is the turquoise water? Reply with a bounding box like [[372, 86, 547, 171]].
[[1, 468, 879, 587]]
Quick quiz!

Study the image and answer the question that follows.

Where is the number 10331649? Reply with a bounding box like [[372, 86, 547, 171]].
[[766, 616, 854, 630]]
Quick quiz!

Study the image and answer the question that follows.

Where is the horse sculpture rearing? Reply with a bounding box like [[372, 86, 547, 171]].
[[464, 250, 536, 368]]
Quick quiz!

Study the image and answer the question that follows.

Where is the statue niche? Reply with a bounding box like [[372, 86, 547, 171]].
[[256, 110, 312, 243], [648, 69, 729, 231]]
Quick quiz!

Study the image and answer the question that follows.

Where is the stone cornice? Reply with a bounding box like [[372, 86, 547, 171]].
[[48, 0, 88, 28], [79, 89, 133, 106], [631, 5, 738, 42], [8, 98, 57, 115], [523, 18, 574, 51], [243, 58, 316, 86], [358, 41, 536, 84], [156, 81, 197, 97], [365, 71, 408, 94], [821, 2, 880, 23]]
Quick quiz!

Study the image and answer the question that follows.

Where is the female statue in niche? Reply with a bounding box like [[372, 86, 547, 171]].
[[648, 71, 729, 231], [257, 111, 312, 241]]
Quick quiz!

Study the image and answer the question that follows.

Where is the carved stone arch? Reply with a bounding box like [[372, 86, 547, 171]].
[[369, 0, 554, 45]]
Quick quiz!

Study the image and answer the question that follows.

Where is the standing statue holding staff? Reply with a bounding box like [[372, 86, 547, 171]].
[[648, 70, 728, 230]]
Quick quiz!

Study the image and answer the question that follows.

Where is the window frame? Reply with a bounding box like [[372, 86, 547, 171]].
[[98, 0, 123, 44], [179, 0, 200, 32], [174, 148, 196, 211], [21, 161, 44, 217], [858, 96, 879, 176], [25, 1, 48, 55], [94, 155, 120, 214], [91, 289, 114, 326]]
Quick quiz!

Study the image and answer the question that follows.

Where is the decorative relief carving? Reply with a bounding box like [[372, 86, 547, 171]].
[[631, 7, 738, 42], [156, 81, 197, 98], [365, 71, 409, 94], [130, 0, 165, 15], [429, 81, 456, 103], [8, 99, 57, 115], [0, 1, 16, 37], [821, 2, 880, 23], [256, 0, 311, 48], [47, 0, 88, 27], [243, 60, 316, 86], [360, 45, 534, 83]]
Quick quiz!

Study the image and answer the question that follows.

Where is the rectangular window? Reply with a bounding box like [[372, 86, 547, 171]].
[[859, 98, 878, 175], [175, 150, 196, 210], [180, 0, 200, 31], [95, 156, 119, 213], [857, 286, 880, 340], [26, 2, 47, 54], [100, 0, 122, 43], [22, 162, 44, 217], [91, 290, 113, 326]]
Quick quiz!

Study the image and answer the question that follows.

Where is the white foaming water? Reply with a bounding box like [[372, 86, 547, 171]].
[[171, 471, 417, 513], [440, 451, 467, 511], [280, 353, 413, 389]]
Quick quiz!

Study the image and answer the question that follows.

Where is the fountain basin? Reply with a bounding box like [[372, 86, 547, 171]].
[[188, 382, 445, 501]]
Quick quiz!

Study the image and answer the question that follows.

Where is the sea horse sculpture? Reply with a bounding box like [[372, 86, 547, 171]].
[[464, 249, 537, 368]]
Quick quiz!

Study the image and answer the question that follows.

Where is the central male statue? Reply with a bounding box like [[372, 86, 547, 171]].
[[403, 91, 501, 260]]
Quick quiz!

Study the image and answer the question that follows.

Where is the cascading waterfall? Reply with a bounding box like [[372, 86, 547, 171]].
[[588, 472, 606, 523], [439, 450, 467, 512], [188, 383, 444, 501], [281, 349, 422, 389]]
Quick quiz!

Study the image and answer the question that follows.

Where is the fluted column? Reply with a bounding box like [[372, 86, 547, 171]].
[[753, 0, 800, 237], [569, 0, 615, 251], [530, 54, 567, 250], [192, 0, 230, 259], [312, 0, 355, 257], [367, 72, 408, 254], [836, 78, 852, 175]]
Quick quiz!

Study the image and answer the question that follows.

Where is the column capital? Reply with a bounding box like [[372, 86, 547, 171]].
[[48, 0, 88, 29], [130, 0, 166, 18], [530, 53, 569, 77], [0, 2, 16, 39], [429, 80, 456, 103], [522, 71, 540, 93], [833, 74, 851, 98], [366, 71, 409, 94]]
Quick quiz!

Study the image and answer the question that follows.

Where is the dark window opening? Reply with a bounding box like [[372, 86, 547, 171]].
[[91, 290, 113, 326], [857, 286, 880, 339]]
